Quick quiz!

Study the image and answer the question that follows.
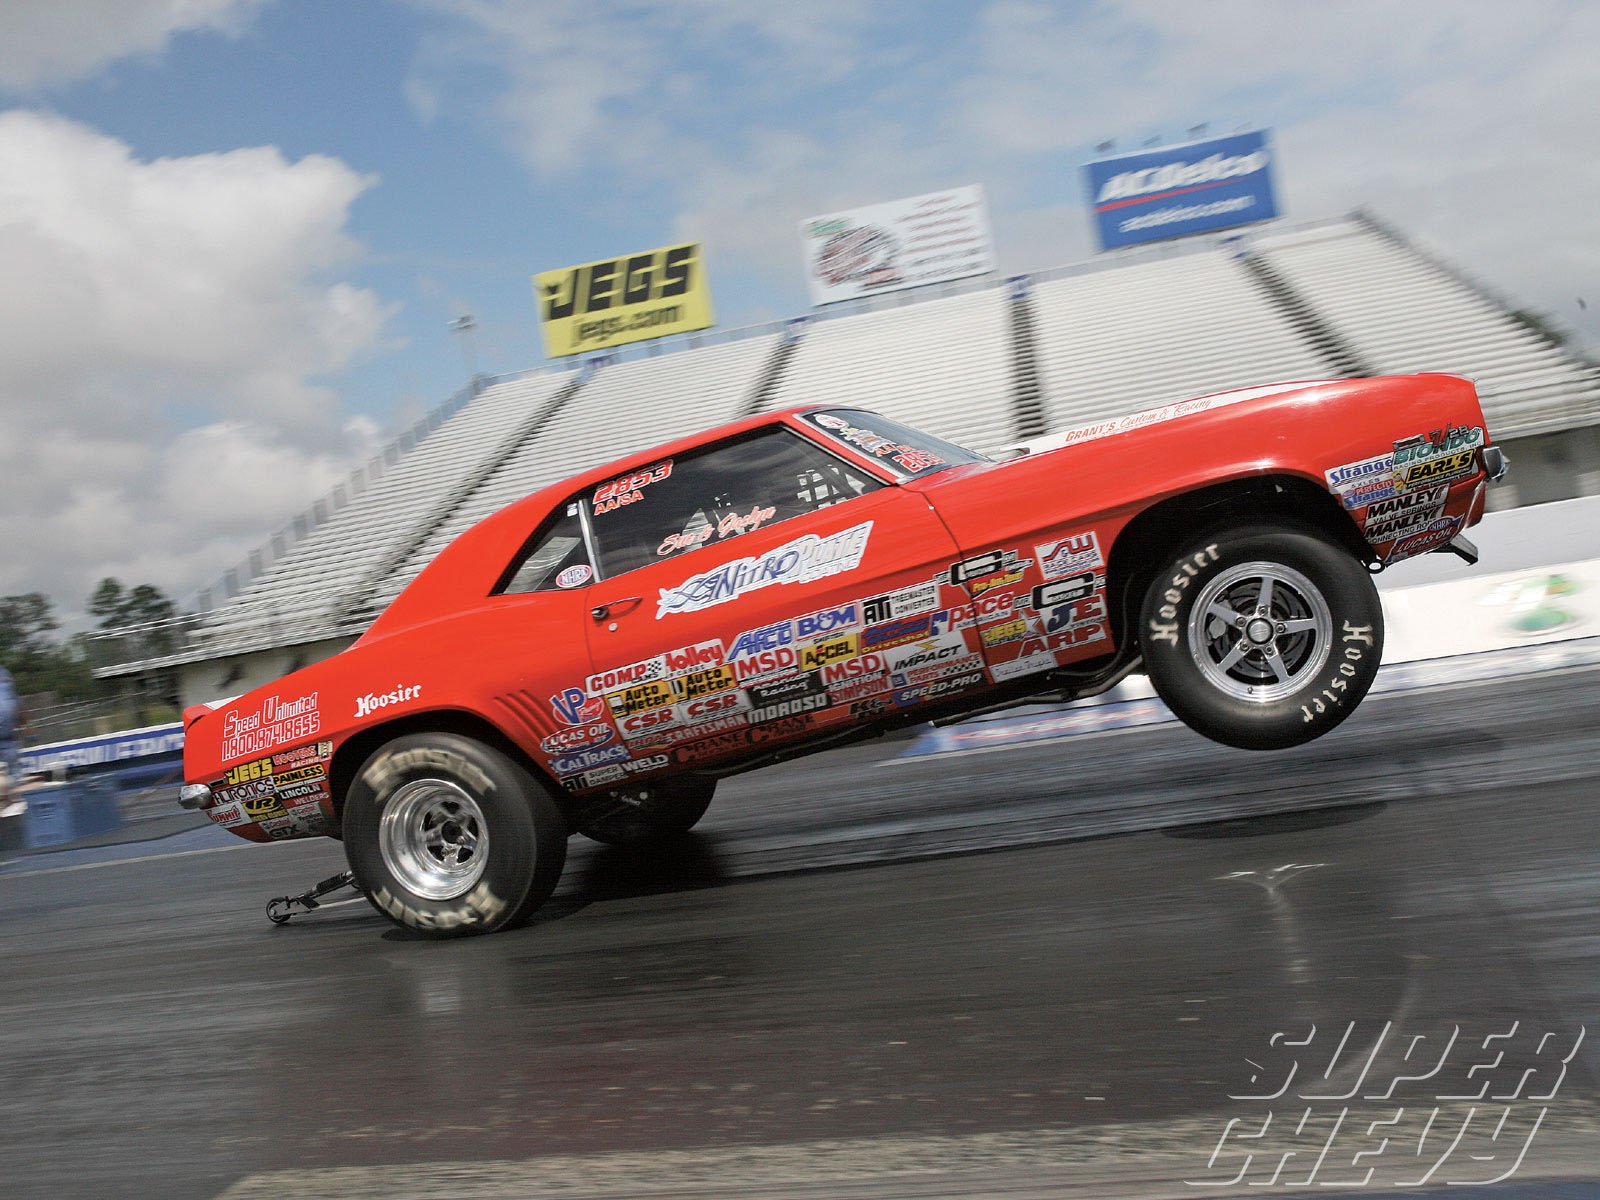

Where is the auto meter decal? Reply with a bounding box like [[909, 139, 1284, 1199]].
[[656, 521, 873, 617]]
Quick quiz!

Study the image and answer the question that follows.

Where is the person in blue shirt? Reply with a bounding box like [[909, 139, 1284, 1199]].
[[0, 665, 21, 778]]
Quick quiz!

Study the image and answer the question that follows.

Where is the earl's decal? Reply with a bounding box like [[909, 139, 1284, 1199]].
[[534, 243, 715, 358]]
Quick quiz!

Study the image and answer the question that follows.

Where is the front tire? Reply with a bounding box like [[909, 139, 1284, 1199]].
[[343, 732, 566, 936], [1139, 526, 1383, 750]]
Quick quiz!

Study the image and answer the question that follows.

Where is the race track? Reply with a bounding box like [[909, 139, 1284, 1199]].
[[2, 661, 1598, 1199]]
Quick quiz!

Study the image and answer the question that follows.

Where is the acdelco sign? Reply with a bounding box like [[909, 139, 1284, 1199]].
[[533, 242, 715, 358], [1084, 129, 1279, 251]]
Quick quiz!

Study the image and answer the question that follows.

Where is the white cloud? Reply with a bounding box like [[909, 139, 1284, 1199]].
[[0, 0, 269, 90], [0, 111, 392, 616]]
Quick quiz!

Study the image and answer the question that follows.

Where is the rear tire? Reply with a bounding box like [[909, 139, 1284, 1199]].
[[343, 732, 566, 936], [574, 776, 715, 847], [1139, 526, 1383, 750]]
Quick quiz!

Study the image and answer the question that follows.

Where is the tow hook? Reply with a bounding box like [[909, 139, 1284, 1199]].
[[266, 870, 357, 925]]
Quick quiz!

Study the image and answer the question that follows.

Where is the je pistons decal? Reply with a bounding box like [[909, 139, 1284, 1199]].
[[656, 521, 873, 618]]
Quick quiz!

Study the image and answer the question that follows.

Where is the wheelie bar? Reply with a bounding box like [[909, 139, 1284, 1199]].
[[266, 870, 357, 925]]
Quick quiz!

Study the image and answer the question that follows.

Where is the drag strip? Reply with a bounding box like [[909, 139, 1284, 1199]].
[[1, 666, 1597, 1198]]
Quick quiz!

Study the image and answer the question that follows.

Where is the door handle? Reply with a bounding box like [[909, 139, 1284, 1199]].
[[591, 596, 643, 621]]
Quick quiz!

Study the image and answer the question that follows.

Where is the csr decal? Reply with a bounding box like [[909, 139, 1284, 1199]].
[[657, 522, 873, 617], [534, 242, 715, 358]]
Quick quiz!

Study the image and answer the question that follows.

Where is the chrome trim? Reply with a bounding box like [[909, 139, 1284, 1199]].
[[1186, 561, 1334, 704], [1481, 445, 1509, 481], [178, 783, 213, 810]]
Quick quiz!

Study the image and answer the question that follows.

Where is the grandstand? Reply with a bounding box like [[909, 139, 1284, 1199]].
[[94, 212, 1600, 705]]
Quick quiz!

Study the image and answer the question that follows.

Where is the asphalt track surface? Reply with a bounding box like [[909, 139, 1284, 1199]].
[[2, 663, 1598, 1199]]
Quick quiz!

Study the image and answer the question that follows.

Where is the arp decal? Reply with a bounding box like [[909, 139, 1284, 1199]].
[[656, 521, 873, 618]]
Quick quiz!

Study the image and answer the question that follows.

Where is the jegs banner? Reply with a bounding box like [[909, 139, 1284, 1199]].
[[1085, 130, 1279, 251], [799, 185, 996, 306], [533, 242, 715, 358]]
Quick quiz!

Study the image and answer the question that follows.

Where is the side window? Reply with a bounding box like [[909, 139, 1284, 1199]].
[[498, 503, 593, 594], [588, 428, 881, 578]]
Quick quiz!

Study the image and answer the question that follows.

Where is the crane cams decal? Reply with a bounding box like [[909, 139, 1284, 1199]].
[[656, 522, 873, 618]]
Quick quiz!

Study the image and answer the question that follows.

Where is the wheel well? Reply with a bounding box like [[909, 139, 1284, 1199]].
[[328, 710, 562, 828], [1105, 474, 1371, 652]]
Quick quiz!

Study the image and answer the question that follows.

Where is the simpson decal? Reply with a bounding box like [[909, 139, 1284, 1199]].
[[657, 522, 873, 617]]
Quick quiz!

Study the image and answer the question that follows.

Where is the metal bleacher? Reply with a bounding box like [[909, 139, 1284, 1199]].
[[99, 211, 1600, 678]]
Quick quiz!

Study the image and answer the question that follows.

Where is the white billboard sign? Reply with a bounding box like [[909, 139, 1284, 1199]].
[[799, 185, 996, 306]]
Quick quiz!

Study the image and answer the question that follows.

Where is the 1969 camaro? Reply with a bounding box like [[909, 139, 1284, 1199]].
[[180, 372, 1504, 935]]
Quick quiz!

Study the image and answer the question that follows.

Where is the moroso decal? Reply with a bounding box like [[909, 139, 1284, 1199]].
[[657, 522, 873, 618]]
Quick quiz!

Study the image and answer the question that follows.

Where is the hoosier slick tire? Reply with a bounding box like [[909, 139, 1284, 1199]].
[[574, 776, 716, 847], [343, 732, 566, 936], [1139, 526, 1384, 751]]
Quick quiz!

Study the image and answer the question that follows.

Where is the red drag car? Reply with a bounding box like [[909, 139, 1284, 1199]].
[[181, 373, 1504, 935]]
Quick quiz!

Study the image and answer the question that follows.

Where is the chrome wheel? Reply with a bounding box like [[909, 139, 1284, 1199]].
[[378, 778, 489, 901], [1186, 561, 1332, 703]]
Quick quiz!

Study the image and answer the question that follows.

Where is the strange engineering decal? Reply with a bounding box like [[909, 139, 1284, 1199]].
[[1324, 422, 1483, 565], [539, 531, 1113, 791]]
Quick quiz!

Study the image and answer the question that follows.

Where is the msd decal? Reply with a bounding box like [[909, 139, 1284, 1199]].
[[657, 522, 873, 617]]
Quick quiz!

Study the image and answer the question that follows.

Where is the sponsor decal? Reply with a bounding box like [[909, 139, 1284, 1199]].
[[750, 692, 831, 723], [594, 460, 673, 512], [968, 591, 1016, 625], [730, 645, 800, 683], [849, 697, 892, 719], [794, 602, 860, 641], [1035, 533, 1103, 581], [1017, 622, 1110, 659], [674, 664, 737, 700], [1324, 452, 1396, 492], [800, 632, 860, 672], [988, 652, 1057, 683], [728, 619, 794, 661], [1336, 476, 1400, 511], [1030, 574, 1098, 611], [862, 580, 939, 624], [355, 684, 421, 720], [270, 740, 332, 770], [665, 640, 724, 674], [980, 617, 1032, 648], [893, 669, 986, 708], [969, 569, 1026, 597], [208, 802, 246, 827], [896, 653, 985, 688], [1401, 449, 1476, 489], [949, 548, 1029, 587], [588, 655, 668, 696], [622, 753, 670, 775], [1146, 543, 1222, 647], [242, 794, 285, 822], [216, 778, 278, 804], [1385, 514, 1467, 564], [1042, 596, 1107, 634], [657, 521, 874, 618], [617, 705, 683, 741], [748, 673, 827, 707], [606, 679, 678, 716], [551, 686, 607, 726], [220, 692, 320, 762], [274, 764, 326, 787], [828, 672, 892, 704], [550, 744, 630, 776], [223, 757, 273, 787], [578, 764, 629, 788], [681, 690, 750, 723], [806, 414, 948, 476], [863, 613, 934, 650], [885, 633, 969, 676], [539, 722, 617, 755], [276, 781, 329, 803], [556, 564, 593, 588], [642, 712, 749, 749], [1392, 423, 1483, 466], [535, 242, 713, 359], [820, 651, 887, 688], [1362, 485, 1448, 542]]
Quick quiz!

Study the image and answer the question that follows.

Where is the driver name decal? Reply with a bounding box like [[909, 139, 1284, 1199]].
[[656, 522, 874, 617]]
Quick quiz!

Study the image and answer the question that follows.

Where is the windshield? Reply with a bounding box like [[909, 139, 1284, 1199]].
[[798, 409, 989, 480]]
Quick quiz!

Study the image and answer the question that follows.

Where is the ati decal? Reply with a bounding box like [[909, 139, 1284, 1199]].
[[862, 580, 938, 624], [220, 691, 320, 762], [1030, 574, 1098, 611], [556, 564, 593, 588], [800, 633, 859, 672], [1392, 423, 1483, 465], [594, 460, 673, 511], [1035, 532, 1103, 581], [540, 722, 617, 755], [549, 744, 630, 776], [657, 521, 873, 617], [1401, 449, 1475, 490], [794, 602, 859, 640], [551, 687, 607, 726], [355, 683, 421, 719], [588, 655, 668, 696]]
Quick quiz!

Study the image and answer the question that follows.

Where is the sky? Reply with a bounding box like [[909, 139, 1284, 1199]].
[[2, 0, 1598, 625]]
